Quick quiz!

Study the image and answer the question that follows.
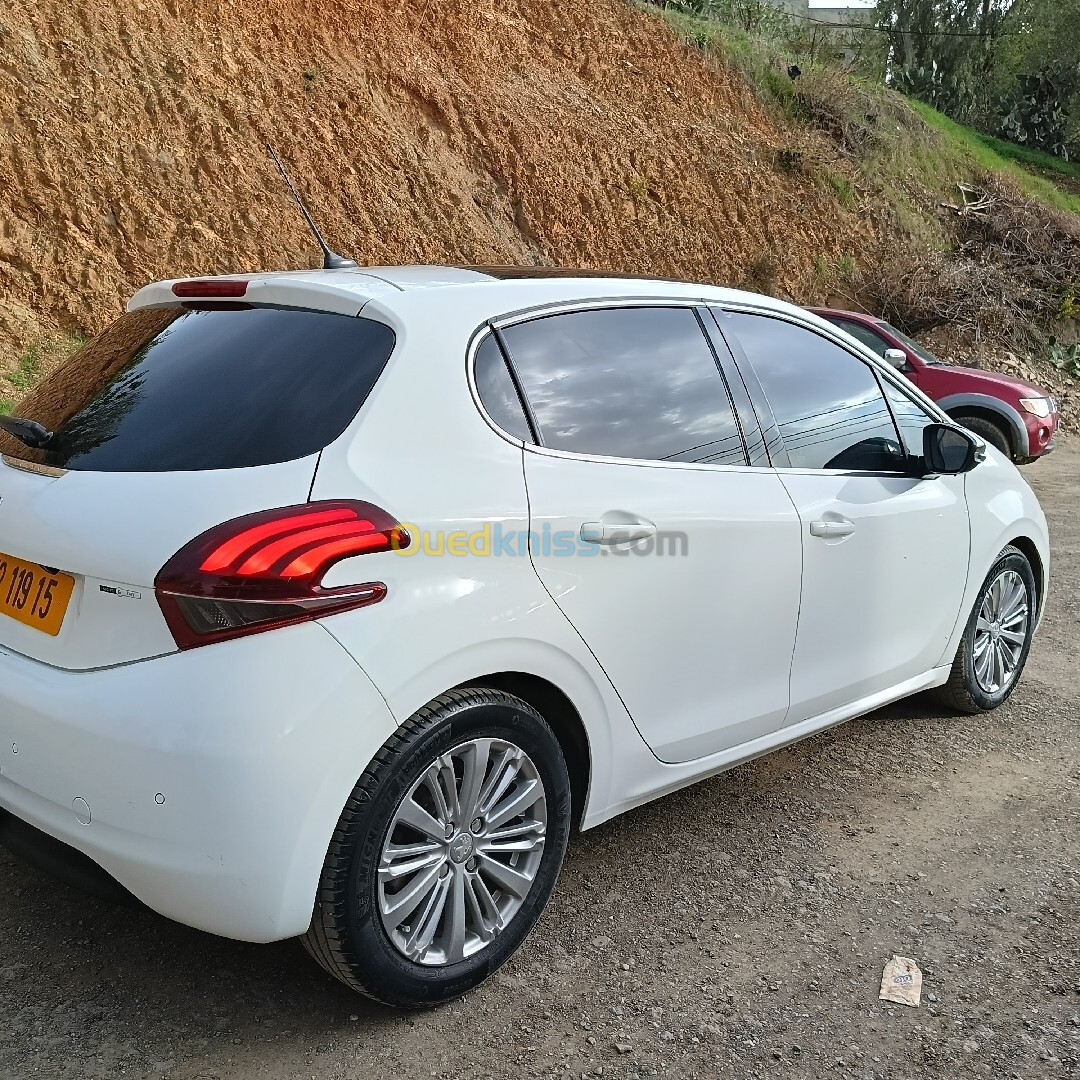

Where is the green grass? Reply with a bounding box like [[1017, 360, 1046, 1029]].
[[975, 133, 1080, 184], [906, 100, 1080, 213], [0, 333, 85, 415], [642, 0, 1079, 217], [0, 347, 42, 415], [822, 170, 855, 208]]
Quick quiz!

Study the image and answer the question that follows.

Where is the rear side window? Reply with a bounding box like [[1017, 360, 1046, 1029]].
[[0, 306, 395, 472], [473, 334, 533, 442], [728, 313, 905, 472], [500, 307, 746, 465]]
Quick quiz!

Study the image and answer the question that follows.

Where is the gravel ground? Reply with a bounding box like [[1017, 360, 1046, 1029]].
[[2, 441, 1079, 1080]]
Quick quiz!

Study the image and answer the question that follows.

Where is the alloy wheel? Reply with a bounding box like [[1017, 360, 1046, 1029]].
[[972, 568, 1030, 694], [377, 738, 548, 966]]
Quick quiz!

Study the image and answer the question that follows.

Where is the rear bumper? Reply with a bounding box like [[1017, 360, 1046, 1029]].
[[0, 807, 139, 906], [0, 624, 397, 942]]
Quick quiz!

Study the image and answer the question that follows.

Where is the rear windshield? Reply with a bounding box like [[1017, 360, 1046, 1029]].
[[0, 306, 395, 471]]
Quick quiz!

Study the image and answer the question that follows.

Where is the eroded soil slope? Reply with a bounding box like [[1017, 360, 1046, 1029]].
[[0, 0, 868, 354]]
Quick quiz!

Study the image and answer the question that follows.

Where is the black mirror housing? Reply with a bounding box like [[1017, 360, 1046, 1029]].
[[923, 423, 983, 475]]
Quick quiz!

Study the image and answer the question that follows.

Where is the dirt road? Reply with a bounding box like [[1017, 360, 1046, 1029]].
[[2, 442, 1078, 1080]]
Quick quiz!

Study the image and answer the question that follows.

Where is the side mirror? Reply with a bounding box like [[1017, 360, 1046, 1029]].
[[923, 423, 984, 475], [883, 348, 909, 370]]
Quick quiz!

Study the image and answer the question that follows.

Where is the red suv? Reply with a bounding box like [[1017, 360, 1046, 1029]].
[[811, 308, 1059, 463]]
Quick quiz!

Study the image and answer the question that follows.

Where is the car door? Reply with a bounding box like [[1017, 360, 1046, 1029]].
[[719, 310, 971, 725], [488, 303, 803, 764]]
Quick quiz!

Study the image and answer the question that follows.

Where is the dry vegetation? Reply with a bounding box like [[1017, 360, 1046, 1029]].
[[862, 181, 1080, 345], [754, 58, 1080, 415], [0, 0, 1077, 422]]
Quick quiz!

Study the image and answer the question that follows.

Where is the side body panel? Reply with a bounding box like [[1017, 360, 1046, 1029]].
[[521, 450, 802, 762], [942, 447, 1050, 649], [775, 470, 970, 723], [308, 290, 653, 824]]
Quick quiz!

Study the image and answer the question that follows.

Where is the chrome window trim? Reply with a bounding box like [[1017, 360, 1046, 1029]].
[[469, 298, 754, 473], [488, 294, 709, 330], [467, 296, 953, 478], [518, 442, 756, 475]]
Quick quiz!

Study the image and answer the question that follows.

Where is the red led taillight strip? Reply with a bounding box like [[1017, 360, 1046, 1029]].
[[199, 508, 357, 574], [154, 501, 410, 649]]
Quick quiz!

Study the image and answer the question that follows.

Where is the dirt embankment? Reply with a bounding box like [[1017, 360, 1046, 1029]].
[[0, 0, 871, 358]]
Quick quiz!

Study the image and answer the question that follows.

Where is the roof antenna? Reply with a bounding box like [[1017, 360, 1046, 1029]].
[[266, 144, 357, 270]]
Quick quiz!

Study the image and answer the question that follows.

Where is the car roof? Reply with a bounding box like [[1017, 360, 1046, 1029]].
[[127, 264, 811, 323], [809, 306, 883, 324]]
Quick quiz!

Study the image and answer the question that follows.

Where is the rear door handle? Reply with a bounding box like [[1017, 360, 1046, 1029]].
[[809, 519, 856, 539], [579, 521, 657, 545]]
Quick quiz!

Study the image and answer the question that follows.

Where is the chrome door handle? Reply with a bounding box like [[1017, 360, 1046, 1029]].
[[809, 519, 856, 539], [579, 521, 657, 544]]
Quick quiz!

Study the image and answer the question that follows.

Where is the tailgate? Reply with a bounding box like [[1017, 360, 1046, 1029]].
[[0, 454, 320, 669]]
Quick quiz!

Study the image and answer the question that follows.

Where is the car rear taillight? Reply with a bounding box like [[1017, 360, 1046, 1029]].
[[155, 501, 410, 649]]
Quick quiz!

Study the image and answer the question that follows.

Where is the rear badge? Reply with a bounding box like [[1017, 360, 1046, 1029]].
[[99, 584, 142, 600]]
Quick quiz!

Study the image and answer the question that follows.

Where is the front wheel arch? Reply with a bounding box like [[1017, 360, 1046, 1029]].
[[1007, 534, 1045, 618], [948, 408, 1018, 459], [933, 544, 1037, 714]]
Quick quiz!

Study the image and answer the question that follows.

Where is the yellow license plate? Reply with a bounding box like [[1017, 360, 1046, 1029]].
[[0, 552, 75, 636]]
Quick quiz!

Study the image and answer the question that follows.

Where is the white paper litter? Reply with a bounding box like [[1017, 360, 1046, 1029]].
[[879, 955, 923, 1007]]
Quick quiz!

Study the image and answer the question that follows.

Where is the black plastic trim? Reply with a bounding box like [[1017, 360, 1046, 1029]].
[[696, 306, 769, 467], [0, 808, 141, 908], [703, 306, 790, 468], [491, 325, 543, 446]]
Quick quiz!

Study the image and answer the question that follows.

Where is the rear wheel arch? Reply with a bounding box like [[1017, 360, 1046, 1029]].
[[302, 686, 572, 1005], [454, 672, 591, 829]]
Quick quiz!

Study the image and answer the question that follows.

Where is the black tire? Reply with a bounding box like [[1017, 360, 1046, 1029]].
[[954, 414, 1013, 460], [301, 687, 571, 1008], [932, 545, 1037, 714]]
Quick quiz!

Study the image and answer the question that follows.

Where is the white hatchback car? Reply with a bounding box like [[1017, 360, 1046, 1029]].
[[0, 266, 1048, 1007]]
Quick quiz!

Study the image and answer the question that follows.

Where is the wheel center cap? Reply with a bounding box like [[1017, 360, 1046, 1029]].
[[448, 832, 474, 864]]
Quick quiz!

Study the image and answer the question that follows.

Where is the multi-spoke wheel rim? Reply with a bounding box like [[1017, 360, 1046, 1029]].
[[377, 738, 547, 967], [973, 568, 1030, 694]]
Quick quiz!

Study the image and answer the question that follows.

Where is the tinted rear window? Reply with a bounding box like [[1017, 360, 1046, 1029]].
[[0, 306, 395, 472]]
